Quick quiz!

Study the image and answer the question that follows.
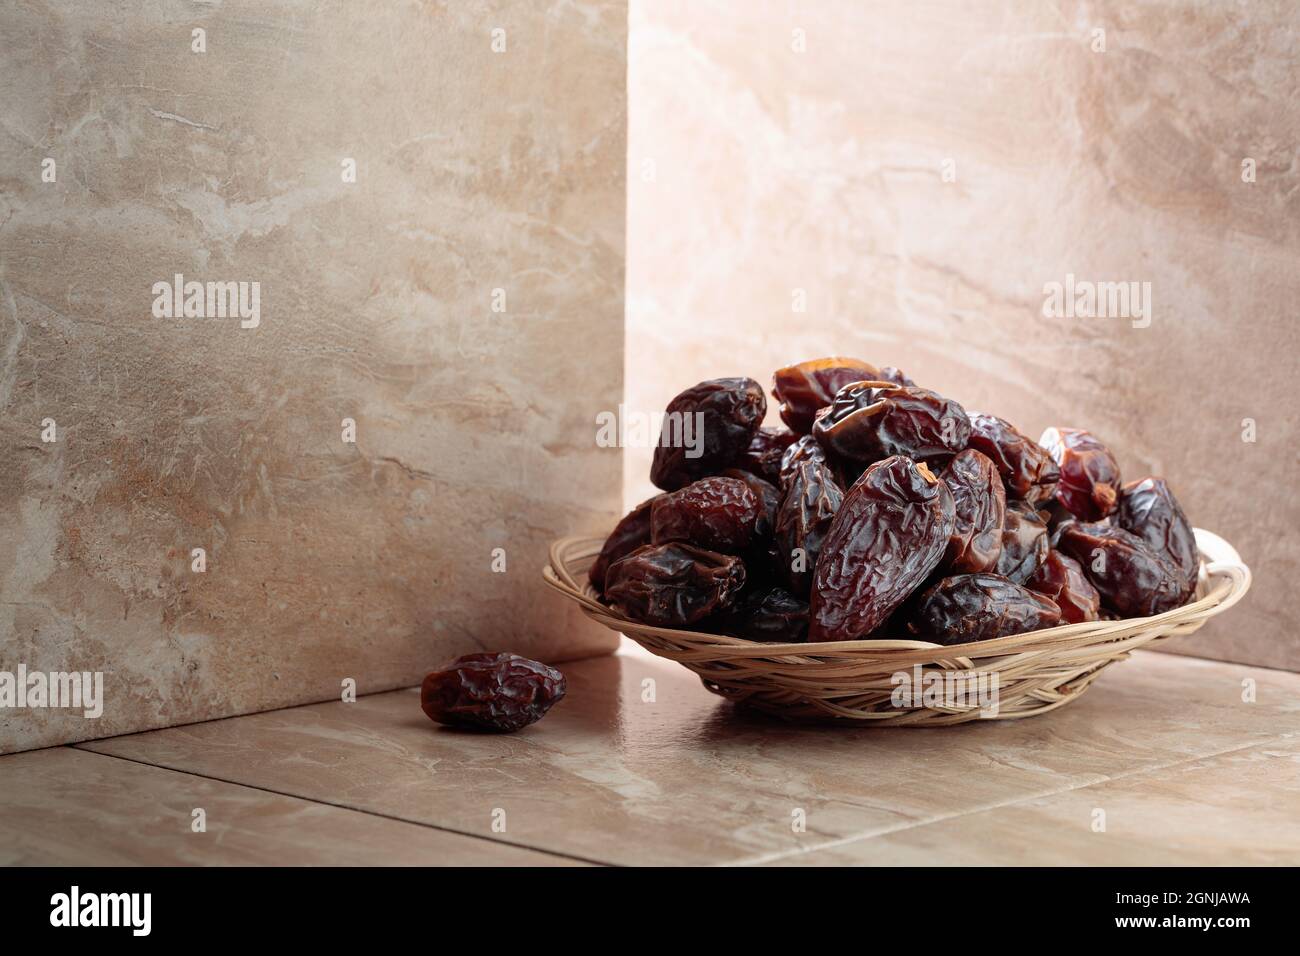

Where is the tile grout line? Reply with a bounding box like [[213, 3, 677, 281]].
[[733, 732, 1296, 867], [71, 745, 614, 868]]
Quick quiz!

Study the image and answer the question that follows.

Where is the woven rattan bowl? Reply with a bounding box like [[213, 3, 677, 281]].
[[543, 528, 1250, 724]]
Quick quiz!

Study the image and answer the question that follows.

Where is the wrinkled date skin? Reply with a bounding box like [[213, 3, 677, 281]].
[[720, 468, 781, 539], [421, 653, 566, 733], [589, 495, 662, 592], [812, 383, 971, 466], [941, 448, 1006, 573], [996, 501, 1049, 584], [774, 459, 844, 597], [604, 543, 746, 626], [1040, 427, 1121, 521], [734, 426, 798, 486], [809, 455, 950, 642], [650, 477, 761, 553], [1025, 550, 1100, 623], [1117, 477, 1199, 598], [904, 574, 1062, 645], [772, 357, 879, 434], [651, 377, 766, 490], [1054, 522, 1186, 617], [966, 413, 1060, 506], [715, 586, 809, 643], [778, 434, 832, 489]]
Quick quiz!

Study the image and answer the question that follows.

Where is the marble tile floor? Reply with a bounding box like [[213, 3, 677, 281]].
[[3, 646, 1296, 866]]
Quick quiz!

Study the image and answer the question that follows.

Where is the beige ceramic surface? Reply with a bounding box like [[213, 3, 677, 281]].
[[767, 738, 1300, 866], [0, 746, 578, 866], [74, 647, 1300, 866], [625, 0, 1300, 670], [0, 1, 627, 752]]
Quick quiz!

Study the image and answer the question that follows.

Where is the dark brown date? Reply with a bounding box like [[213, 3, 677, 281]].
[[774, 459, 844, 597], [734, 426, 798, 485], [714, 586, 809, 643], [966, 413, 1060, 506], [940, 448, 1005, 573], [1040, 427, 1121, 521], [778, 434, 830, 489], [604, 543, 746, 626], [772, 357, 879, 434], [651, 377, 766, 491], [720, 468, 781, 538], [809, 455, 950, 642], [812, 383, 971, 465], [650, 477, 760, 554], [1117, 477, 1199, 598], [903, 573, 1061, 645], [589, 495, 662, 592], [421, 653, 566, 733], [1054, 522, 1186, 617], [1025, 550, 1100, 623], [996, 500, 1049, 584]]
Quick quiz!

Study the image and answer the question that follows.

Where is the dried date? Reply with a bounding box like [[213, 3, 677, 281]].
[[996, 500, 1049, 584], [940, 448, 1005, 573], [774, 459, 844, 597], [876, 366, 915, 388], [650, 477, 761, 553], [604, 542, 746, 626], [1117, 477, 1199, 598], [903, 573, 1061, 645], [772, 357, 879, 434], [809, 455, 950, 642], [421, 653, 566, 733], [1025, 550, 1100, 623], [966, 413, 1060, 506], [1040, 427, 1121, 521], [651, 377, 766, 491], [589, 495, 662, 592], [1054, 522, 1186, 617], [812, 383, 971, 465], [714, 586, 809, 643], [734, 426, 798, 486], [720, 468, 781, 539]]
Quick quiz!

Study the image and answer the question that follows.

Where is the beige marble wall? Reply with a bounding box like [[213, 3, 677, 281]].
[[627, 0, 1299, 669], [0, 0, 627, 752]]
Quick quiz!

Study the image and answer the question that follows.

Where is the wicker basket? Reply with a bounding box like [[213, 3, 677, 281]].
[[543, 528, 1251, 724]]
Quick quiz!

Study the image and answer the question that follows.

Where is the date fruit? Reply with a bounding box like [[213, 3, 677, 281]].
[[1025, 550, 1100, 623], [903, 573, 1061, 645], [940, 448, 1006, 573], [812, 383, 971, 465], [605, 542, 746, 626], [421, 653, 566, 733], [1040, 427, 1121, 521], [809, 455, 950, 642], [996, 500, 1049, 584], [720, 468, 781, 539], [735, 426, 798, 486], [772, 357, 879, 434], [1054, 522, 1186, 617], [651, 377, 766, 491], [589, 495, 662, 592], [715, 586, 809, 643], [774, 459, 844, 597], [1117, 477, 1199, 598], [650, 477, 761, 553], [966, 413, 1060, 506], [876, 366, 916, 388], [778, 434, 831, 489]]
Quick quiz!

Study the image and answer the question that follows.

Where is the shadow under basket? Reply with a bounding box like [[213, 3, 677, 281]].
[[543, 529, 1251, 725]]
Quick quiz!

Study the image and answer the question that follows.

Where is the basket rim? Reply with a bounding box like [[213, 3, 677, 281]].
[[543, 526, 1251, 659]]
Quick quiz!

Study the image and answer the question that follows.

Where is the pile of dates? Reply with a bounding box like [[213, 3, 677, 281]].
[[590, 358, 1201, 646]]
